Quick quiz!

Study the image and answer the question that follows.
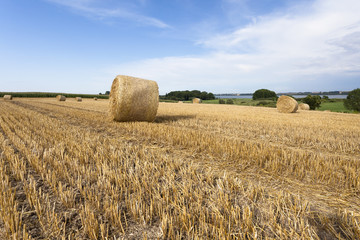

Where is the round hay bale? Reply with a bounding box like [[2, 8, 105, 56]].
[[299, 103, 310, 110], [76, 97, 82, 102], [192, 98, 202, 104], [3, 95, 12, 100], [109, 75, 159, 122], [56, 95, 66, 101], [94, 97, 98, 101], [276, 95, 298, 113]]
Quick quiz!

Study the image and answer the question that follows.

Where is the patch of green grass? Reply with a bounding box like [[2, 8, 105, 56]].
[[202, 98, 277, 107], [318, 100, 354, 113]]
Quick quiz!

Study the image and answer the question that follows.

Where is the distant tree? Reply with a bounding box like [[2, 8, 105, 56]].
[[344, 88, 360, 111], [105, 91, 110, 95], [226, 99, 234, 104], [322, 95, 329, 100], [303, 95, 322, 110], [164, 90, 215, 101], [252, 89, 277, 100], [219, 99, 225, 104]]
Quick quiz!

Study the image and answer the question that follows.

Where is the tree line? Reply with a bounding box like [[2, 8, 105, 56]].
[[162, 90, 215, 101]]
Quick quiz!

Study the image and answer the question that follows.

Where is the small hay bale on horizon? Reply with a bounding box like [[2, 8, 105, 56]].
[[76, 97, 82, 102], [56, 95, 66, 101], [299, 103, 310, 110], [192, 98, 202, 104], [178, 101, 183, 103], [3, 95, 12, 100], [276, 95, 298, 113], [94, 97, 98, 101], [109, 75, 159, 122]]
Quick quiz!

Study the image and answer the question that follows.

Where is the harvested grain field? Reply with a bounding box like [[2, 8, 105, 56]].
[[0, 98, 359, 239]]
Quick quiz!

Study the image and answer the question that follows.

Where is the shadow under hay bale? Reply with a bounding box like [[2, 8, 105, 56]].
[[276, 95, 298, 113], [109, 75, 159, 122]]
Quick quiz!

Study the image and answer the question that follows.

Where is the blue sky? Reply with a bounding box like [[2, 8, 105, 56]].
[[1, 0, 359, 94]]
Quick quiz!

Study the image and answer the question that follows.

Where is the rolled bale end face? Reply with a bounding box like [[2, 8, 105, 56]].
[[109, 75, 159, 122], [193, 98, 202, 104], [3, 95, 12, 100], [76, 97, 82, 102], [56, 95, 66, 101], [299, 103, 310, 110], [276, 95, 298, 113]]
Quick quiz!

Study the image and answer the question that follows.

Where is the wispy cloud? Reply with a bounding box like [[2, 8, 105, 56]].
[[45, 0, 170, 28], [109, 0, 360, 93]]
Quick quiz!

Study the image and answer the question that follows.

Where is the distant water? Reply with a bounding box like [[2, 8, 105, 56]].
[[216, 95, 348, 99]]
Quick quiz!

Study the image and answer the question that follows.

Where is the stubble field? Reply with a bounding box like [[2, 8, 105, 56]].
[[0, 98, 359, 239]]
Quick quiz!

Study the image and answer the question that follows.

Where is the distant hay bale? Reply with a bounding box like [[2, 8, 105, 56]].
[[299, 103, 310, 110], [56, 95, 66, 101], [109, 75, 159, 122], [76, 97, 82, 102], [3, 95, 12, 100], [94, 97, 98, 101], [178, 101, 183, 103], [276, 95, 298, 113], [193, 98, 202, 104]]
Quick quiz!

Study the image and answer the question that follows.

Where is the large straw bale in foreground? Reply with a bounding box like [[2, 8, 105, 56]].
[[76, 97, 82, 102], [193, 98, 202, 104], [276, 95, 298, 113], [3, 95, 12, 100], [56, 95, 66, 101], [109, 75, 159, 122], [299, 103, 310, 110]]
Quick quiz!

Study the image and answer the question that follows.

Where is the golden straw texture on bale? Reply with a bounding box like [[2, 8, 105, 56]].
[[56, 95, 66, 101], [193, 98, 202, 104], [76, 97, 82, 102], [109, 75, 159, 122], [299, 103, 310, 110], [276, 95, 298, 113], [3, 95, 12, 100]]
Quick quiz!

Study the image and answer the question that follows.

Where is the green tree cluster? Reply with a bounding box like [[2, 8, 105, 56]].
[[164, 90, 215, 101], [344, 88, 360, 111], [303, 95, 322, 110], [252, 89, 277, 100]]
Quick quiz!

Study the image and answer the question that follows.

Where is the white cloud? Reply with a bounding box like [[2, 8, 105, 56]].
[[45, 0, 170, 28], [109, 0, 360, 93]]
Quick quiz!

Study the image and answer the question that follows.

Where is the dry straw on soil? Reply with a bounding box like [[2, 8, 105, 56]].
[[276, 95, 298, 113], [76, 97, 82, 102], [193, 98, 202, 104], [109, 75, 159, 122], [299, 103, 310, 110], [3, 95, 12, 100]]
